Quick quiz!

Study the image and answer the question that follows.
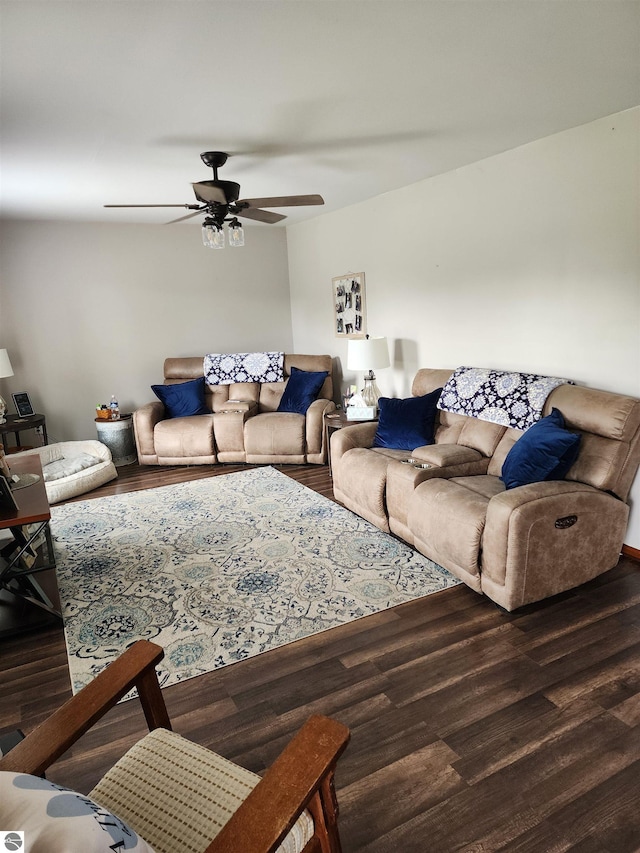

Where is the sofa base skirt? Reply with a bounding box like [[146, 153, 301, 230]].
[[245, 453, 306, 465], [155, 455, 217, 466]]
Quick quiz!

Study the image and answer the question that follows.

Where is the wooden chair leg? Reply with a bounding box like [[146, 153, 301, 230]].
[[305, 771, 343, 853]]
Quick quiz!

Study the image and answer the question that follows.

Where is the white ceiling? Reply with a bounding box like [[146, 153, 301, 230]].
[[1, 0, 639, 227]]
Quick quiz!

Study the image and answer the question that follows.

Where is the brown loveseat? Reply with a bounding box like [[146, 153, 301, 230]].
[[331, 368, 640, 611], [134, 354, 335, 466]]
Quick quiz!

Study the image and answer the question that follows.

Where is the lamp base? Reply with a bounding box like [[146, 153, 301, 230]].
[[0, 393, 7, 424], [361, 374, 381, 408]]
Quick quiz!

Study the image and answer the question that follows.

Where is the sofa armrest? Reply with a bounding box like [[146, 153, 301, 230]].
[[481, 481, 629, 610], [306, 398, 336, 457], [133, 401, 166, 458], [329, 421, 378, 464]]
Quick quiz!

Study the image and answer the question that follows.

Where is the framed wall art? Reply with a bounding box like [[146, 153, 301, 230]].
[[332, 272, 366, 338]]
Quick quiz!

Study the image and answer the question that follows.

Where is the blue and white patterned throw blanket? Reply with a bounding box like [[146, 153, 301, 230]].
[[204, 351, 284, 385], [437, 366, 573, 430]]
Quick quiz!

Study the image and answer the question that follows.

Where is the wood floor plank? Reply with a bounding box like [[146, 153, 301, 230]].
[[1, 461, 639, 850], [443, 691, 557, 757], [550, 759, 640, 853], [357, 713, 638, 852], [340, 594, 518, 671], [542, 640, 640, 708], [609, 690, 640, 726], [338, 740, 466, 850], [336, 698, 445, 787], [450, 696, 607, 785]]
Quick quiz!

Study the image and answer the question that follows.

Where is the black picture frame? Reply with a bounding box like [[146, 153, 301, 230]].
[[0, 475, 18, 512], [12, 392, 34, 418]]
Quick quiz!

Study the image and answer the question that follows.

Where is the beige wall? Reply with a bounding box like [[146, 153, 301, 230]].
[[0, 221, 292, 441], [287, 108, 640, 547]]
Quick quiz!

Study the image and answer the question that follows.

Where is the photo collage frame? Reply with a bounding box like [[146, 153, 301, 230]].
[[332, 272, 366, 338]]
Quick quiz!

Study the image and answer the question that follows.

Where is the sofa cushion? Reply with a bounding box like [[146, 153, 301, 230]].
[[151, 378, 209, 419], [409, 478, 487, 591], [154, 415, 216, 459], [410, 444, 484, 467], [373, 388, 442, 451], [501, 408, 581, 490], [244, 411, 306, 459], [277, 367, 329, 415]]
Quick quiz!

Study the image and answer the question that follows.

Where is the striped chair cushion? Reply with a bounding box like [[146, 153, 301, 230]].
[[89, 728, 313, 853]]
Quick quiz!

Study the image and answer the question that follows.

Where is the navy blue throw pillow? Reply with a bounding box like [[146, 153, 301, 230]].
[[277, 367, 329, 414], [501, 407, 581, 490], [151, 377, 209, 419], [372, 388, 442, 451]]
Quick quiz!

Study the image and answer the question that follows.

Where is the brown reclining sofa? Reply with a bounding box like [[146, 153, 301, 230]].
[[331, 368, 640, 611], [134, 354, 335, 466]]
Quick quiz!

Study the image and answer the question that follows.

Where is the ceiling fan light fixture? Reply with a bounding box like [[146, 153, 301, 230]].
[[202, 218, 225, 249], [228, 218, 245, 248], [104, 152, 324, 250]]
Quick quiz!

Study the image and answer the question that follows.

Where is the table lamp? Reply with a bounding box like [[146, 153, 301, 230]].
[[347, 335, 390, 408], [0, 349, 14, 425]]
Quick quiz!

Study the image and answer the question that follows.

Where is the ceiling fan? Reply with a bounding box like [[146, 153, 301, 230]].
[[104, 151, 324, 247]]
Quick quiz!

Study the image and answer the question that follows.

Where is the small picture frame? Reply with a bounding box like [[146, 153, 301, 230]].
[[332, 272, 367, 338], [12, 392, 34, 418], [0, 475, 18, 512]]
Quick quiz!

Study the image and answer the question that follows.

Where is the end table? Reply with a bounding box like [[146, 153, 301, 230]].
[[324, 410, 378, 476], [0, 413, 48, 453], [95, 414, 137, 466]]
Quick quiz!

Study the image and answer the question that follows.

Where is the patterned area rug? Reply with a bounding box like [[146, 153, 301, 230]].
[[52, 467, 459, 694]]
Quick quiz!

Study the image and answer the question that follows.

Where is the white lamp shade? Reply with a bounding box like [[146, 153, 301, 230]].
[[347, 337, 390, 371], [0, 349, 14, 379]]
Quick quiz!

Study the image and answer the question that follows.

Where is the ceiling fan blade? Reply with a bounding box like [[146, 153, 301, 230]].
[[238, 194, 324, 209], [104, 204, 193, 208], [237, 207, 287, 224], [191, 182, 227, 204], [166, 210, 204, 225]]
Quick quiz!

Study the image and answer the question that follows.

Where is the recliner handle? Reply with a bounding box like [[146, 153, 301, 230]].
[[555, 515, 577, 529]]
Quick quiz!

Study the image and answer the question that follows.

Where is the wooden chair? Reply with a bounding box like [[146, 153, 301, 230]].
[[0, 640, 350, 853]]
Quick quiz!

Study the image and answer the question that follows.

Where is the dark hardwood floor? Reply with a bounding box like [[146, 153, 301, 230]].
[[2, 462, 640, 851]]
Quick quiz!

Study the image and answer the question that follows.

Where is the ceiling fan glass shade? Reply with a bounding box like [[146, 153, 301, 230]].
[[228, 219, 245, 247], [202, 220, 225, 249]]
